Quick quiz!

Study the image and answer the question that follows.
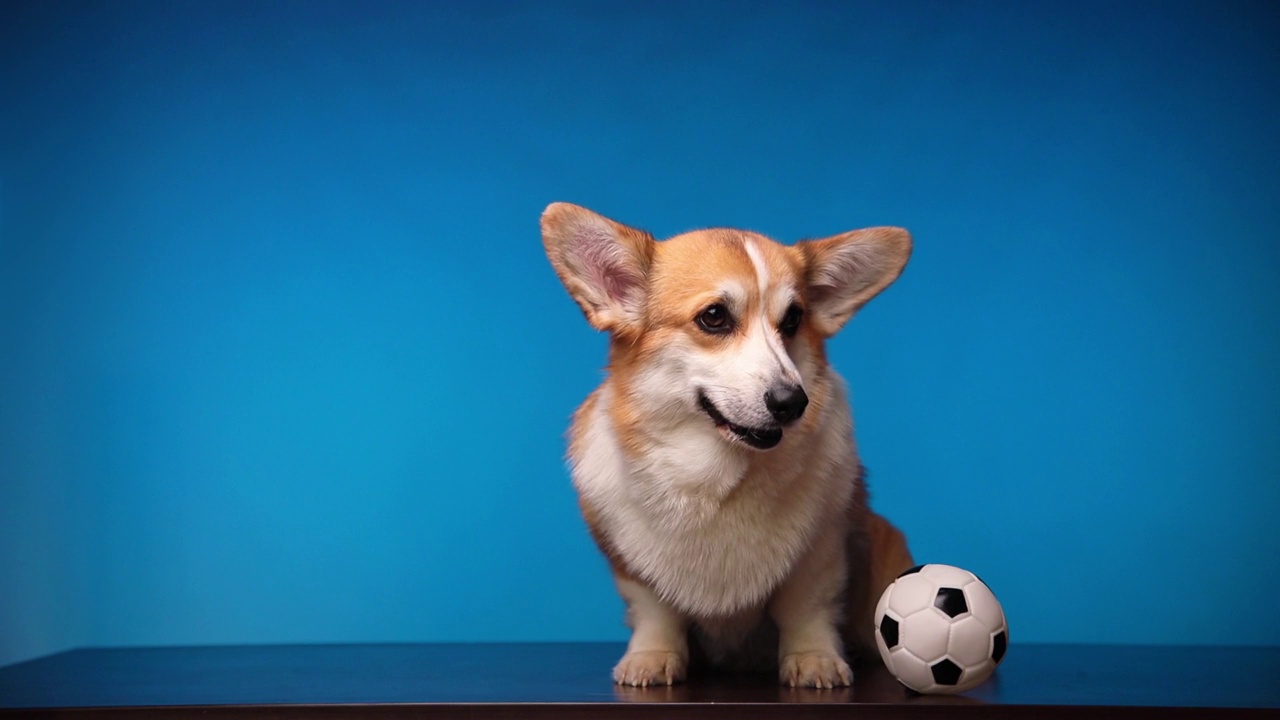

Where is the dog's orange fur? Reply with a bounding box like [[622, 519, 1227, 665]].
[[544, 202, 915, 687]]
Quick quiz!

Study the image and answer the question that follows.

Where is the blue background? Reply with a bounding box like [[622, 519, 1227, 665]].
[[2, 0, 1277, 667]]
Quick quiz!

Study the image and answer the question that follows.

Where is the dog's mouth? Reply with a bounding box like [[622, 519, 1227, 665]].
[[697, 392, 783, 450]]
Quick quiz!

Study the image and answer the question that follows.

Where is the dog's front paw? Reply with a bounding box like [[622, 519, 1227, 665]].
[[613, 650, 687, 687], [779, 652, 853, 689]]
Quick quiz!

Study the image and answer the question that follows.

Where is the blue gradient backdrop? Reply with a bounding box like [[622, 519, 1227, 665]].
[[2, 1, 1278, 666]]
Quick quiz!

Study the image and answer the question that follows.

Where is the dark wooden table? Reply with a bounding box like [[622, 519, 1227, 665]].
[[1, 643, 1278, 718]]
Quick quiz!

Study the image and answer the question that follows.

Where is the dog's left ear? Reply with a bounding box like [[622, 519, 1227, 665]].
[[542, 202, 656, 335], [798, 227, 912, 336]]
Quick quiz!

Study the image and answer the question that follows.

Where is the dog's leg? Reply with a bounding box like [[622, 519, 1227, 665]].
[[849, 512, 915, 655], [769, 528, 853, 688], [612, 575, 689, 686]]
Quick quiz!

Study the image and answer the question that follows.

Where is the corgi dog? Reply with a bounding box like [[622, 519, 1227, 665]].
[[541, 202, 916, 689]]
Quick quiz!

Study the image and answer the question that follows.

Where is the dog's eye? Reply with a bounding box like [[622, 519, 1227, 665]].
[[780, 304, 803, 337], [696, 304, 734, 334]]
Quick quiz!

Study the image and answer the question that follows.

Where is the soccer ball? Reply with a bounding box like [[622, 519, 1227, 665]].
[[874, 564, 1009, 694]]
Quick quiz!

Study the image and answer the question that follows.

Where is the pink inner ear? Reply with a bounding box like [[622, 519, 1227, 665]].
[[574, 226, 643, 305]]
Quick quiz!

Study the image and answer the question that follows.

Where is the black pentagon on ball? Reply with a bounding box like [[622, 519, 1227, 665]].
[[930, 658, 963, 686], [933, 587, 968, 618], [897, 565, 925, 579], [992, 630, 1008, 664], [879, 615, 900, 648]]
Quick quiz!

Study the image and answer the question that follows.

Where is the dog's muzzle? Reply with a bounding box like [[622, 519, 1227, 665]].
[[697, 391, 785, 450]]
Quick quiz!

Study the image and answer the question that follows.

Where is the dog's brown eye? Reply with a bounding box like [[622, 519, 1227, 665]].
[[696, 304, 733, 334], [780, 304, 803, 337]]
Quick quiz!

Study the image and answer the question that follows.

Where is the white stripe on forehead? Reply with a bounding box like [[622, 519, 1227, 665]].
[[743, 239, 770, 298], [743, 238, 801, 384], [744, 238, 798, 313]]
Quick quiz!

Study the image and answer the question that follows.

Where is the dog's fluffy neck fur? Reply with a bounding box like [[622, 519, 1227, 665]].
[[570, 365, 858, 618]]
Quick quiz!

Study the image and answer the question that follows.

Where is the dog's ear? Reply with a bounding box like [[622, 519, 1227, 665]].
[[542, 202, 656, 334], [798, 227, 912, 336]]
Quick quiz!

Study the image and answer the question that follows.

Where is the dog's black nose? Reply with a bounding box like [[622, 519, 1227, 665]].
[[765, 384, 809, 424]]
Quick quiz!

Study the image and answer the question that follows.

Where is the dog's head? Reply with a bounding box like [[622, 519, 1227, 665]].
[[543, 202, 910, 451]]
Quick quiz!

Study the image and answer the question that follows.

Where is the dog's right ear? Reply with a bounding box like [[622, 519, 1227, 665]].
[[798, 226, 912, 337], [542, 202, 655, 334]]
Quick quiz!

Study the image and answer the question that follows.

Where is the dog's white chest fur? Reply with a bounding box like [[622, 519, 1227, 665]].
[[572, 386, 851, 618]]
